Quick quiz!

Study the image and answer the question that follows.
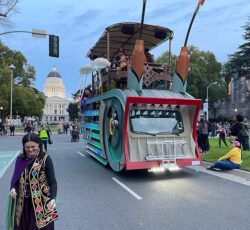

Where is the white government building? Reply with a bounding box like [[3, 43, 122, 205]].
[[42, 66, 70, 123]]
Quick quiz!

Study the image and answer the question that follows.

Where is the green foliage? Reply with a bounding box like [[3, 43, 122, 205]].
[[186, 46, 227, 113], [202, 138, 250, 171], [67, 103, 80, 121], [155, 47, 226, 107], [155, 51, 177, 74], [13, 86, 45, 118], [225, 18, 250, 79], [0, 41, 44, 119]]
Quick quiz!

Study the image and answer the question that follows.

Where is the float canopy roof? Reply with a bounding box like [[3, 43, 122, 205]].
[[86, 22, 173, 60]]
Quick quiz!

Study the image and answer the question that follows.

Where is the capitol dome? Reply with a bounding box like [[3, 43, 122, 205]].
[[47, 70, 62, 78], [44, 66, 66, 98]]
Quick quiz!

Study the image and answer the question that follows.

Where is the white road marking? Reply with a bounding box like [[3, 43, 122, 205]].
[[187, 166, 250, 187], [112, 177, 142, 200], [77, 151, 85, 157], [0, 151, 20, 179]]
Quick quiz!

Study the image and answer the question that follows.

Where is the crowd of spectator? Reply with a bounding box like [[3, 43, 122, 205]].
[[197, 114, 250, 155]]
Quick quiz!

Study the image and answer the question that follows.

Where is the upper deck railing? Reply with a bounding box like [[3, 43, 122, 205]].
[[91, 62, 171, 95]]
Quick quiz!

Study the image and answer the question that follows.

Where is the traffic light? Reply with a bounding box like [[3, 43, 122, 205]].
[[49, 35, 59, 57]]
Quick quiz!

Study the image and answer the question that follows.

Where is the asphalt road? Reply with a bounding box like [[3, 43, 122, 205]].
[[0, 134, 250, 230]]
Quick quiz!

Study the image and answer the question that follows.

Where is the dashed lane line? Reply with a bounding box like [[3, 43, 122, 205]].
[[112, 177, 143, 200], [77, 151, 85, 157]]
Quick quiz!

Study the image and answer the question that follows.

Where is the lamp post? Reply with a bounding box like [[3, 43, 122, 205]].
[[8, 64, 16, 125], [0, 106, 3, 122], [206, 81, 217, 121]]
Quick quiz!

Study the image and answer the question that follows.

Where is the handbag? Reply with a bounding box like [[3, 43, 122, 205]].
[[6, 193, 16, 230]]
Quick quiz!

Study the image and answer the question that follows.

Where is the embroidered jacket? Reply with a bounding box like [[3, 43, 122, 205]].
[[16, 154, 58, 228]]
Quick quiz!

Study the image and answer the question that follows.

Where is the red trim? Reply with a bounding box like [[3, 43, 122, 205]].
[[123, 96, 202, 170], [126, 158, 201, 170]]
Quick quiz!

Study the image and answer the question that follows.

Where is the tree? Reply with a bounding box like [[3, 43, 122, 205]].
[[0, 0, 19, 28], [186, 46, 227, 118], [16, 63, 36, 87], [156, 46, 226, 117], [186, 46, 225, 101], [13, 86, 45, 118], [155, 51, 177, 75], [226, 17, 250, 79], [67, 103, 80, 121], [156, 46, 225, 102], [0, 41, 45, 120]]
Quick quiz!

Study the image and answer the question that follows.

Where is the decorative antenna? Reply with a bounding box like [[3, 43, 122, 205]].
[[139, 0, 147, 40], [175, 0, 205, 83], [184, 0, 205, 46], [130, 0, 147, 83]]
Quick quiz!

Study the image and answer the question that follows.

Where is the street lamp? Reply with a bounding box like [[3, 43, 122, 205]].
[[8, 64, 16, 125], [206, 81, 217, 121], [0, 106, 3, 122]]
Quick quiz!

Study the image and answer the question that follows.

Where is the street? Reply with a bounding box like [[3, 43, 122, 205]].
[[0, 134, 250, 230]]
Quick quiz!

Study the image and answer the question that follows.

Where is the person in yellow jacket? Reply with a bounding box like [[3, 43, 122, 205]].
[[206, 141, 241, 170], [39, 125, 49, 152]]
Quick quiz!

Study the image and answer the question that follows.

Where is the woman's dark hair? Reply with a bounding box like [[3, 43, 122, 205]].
[[22, 133, 43, 157], [236, 114, 243, 122]]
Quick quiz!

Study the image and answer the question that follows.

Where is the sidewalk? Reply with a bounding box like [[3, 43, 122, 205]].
[[188, 162, 250, 186], [11, 131, 58, 136]]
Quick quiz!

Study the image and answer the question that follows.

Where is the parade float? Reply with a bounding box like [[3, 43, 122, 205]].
[[80, 0, 205, 172]]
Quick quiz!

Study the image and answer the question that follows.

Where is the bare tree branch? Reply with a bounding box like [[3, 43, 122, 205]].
[[0, 0, 19, 17], [0, 0, 19, 27]]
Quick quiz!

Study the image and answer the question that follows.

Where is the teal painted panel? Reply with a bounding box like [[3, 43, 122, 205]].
[[171, 73, 187, 93], [83, 123, 100, 131], [83, 110, 100, 117], [86, 144, 104, 158], [83, 138, 101, 149], [88, 132, 100, 140], [82, 131, 100, 140], [90, 132, 100, 140], [85, 149, 108, 165], [85, 88, 126, 109]]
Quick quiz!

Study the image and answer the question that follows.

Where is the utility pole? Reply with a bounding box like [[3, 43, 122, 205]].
[[8, 64, 16, 125]]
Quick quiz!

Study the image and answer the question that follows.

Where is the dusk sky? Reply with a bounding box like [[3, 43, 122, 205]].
[[1, 0, 249, 98]]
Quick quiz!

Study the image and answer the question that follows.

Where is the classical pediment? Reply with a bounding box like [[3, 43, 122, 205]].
[[46, 96, 69, 103]]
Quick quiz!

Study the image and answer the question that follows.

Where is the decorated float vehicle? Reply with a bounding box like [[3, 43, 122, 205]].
[[80, 0, 205, 172]]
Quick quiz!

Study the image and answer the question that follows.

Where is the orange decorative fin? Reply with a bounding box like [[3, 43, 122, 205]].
[[130, 40, 145, 81], [175, 46, 190, 82], [198, 0, 205, 6]]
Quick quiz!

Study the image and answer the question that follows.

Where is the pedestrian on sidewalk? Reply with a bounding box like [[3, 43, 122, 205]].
[[197, 117, 209, 154], [242, 118, 249, 150], [9, 133, 58, 229], [206, 141, 241, 171], [218, 124, 228, 148], [9, 123, 15, 136]]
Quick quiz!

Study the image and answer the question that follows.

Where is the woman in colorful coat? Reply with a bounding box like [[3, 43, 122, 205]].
[[10, 133, 58, 229]]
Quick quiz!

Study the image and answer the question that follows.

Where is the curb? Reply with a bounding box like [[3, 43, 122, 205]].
[[202, 161, 250, 180]]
